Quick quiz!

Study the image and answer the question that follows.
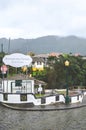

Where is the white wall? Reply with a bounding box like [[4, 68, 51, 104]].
[[59, 95, 65, 103], [46, 96, 56, 104], [0, 93, 83, 105], [2, 79, 34, 93], [70, 95, 83, 103], [83, 91, 86, 95]]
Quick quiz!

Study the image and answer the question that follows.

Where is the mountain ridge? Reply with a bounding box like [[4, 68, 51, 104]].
[[0, 35, 86, 55]]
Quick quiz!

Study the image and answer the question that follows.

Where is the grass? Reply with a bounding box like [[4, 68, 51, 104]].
[[35, 93, 45, 98], [56, 90, 79, 96], [56, 90, 66, 95]]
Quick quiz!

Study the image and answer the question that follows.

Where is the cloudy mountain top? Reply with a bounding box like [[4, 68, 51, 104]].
[[0, 35, 86, 55]]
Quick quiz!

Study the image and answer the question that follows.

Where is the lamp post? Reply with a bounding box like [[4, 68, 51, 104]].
[[64, 60, 70, 104]]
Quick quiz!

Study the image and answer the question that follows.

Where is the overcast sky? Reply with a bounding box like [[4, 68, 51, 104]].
[[0, 0, 86, 39]]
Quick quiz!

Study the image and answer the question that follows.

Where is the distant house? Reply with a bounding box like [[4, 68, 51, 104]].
[[33, 54, 49, 67], [32, 54, 49, 71], [82, 56, 86, 60], [49, 52, 61, 57], [31, 57, 45, 71], [31, 53, 62, 70]]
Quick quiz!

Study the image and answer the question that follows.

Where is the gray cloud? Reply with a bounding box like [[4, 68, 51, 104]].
[[0, 0, 86, 38]]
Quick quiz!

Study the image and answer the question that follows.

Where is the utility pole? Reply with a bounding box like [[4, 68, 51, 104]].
[[1, 43, 3, 53], [8, 38, 10, 54]]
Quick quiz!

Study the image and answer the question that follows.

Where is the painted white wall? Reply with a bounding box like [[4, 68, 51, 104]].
[[46, 96, 56, 104], [8, 95, 20, 103], [0, 93, 84, 105], [79, 95, 83, 102], [27, 95, 41, 105], [83, 92, 86, 95], [34, 61, 44, 69], [0, 94, 3, 101], [59, 95, 65, 103], [70, 95, 83, 103], [2, 80, 12, 92], [2, 79, 34, 93]]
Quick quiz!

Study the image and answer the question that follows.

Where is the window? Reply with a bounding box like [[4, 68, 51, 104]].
[[37, 61, 41, 65], [15, 80, 22, 86], [3, 94, 8, 101], [20, 94, 27, 101]]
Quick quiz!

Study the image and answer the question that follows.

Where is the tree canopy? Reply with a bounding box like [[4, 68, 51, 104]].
[[34, 54, 86, 89]]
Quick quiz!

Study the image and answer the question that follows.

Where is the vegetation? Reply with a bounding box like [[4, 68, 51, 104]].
[[32, 54, 86, 90], [0, 52, 7, 78], [35, 93, 45, 98], [47, 54, 86, 89], [0, 51, 86, 90]]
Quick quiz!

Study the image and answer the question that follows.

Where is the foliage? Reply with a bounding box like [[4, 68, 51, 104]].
[[0, 52, 6, 66], [32, 68, 47, 81], [27, 52, 35, 56], [35, 54, 86, 89], [35, 93, 45, 98], [0, 52, 7, 78], [1, 52, 85, 90]]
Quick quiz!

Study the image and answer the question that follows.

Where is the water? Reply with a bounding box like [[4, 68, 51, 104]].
[[0, 105, 86, 130]]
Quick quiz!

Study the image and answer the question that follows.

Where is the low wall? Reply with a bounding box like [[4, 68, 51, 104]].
[[0, 93, 41, 105], [83, 91, 86, 96], [41, 94, 65, 105], [0, 92, 84, 106], [70, 94, 83, 103], [0, 93, 65, 105]]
